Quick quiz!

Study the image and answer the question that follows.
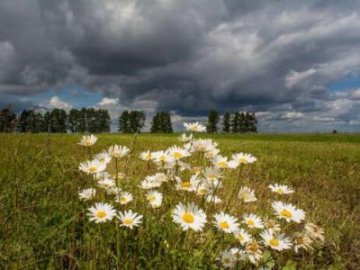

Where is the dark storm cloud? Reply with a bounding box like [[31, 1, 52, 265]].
[[1, 0, 360, 130]]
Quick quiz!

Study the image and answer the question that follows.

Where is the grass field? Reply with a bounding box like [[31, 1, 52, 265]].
[[0, 133, 359, 269]]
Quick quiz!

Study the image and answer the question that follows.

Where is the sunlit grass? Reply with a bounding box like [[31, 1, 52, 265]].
[[0, 132, 359, 269]]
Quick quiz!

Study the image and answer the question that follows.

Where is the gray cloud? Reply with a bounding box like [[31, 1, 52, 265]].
[[1, 0, 360, 131]]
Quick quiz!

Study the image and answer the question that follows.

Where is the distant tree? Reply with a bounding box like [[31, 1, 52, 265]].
[[206, 109, 219, 133], [239, 112, 246, 133], [68, 109, 80, 133], [50, 109, 67, 133], [222, 112, 231, 133], [17, 110, 30, 132], [118, 110, 131, 133], [129, 111, 146, 133], [248, 112, 257, 133], [0, 107, 17, 132], [231, 112, 240, 133], [98, 109, 111, 133], [151, 112, 173, 133]]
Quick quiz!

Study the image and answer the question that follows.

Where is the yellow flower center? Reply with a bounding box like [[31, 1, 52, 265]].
[[280, 209, 293, 218], [247, 243, 258, 253], [147, 195, 156, 202], [182, 212, 195, 223], [174, 152, 183, 159], [159, 156, 166, 162], [95, 210, 107, 218], [270, 238, 279, 247], [218, 161, 228, 168], [123, 218, 133, 225], [236, 234, 244, 242], [276, 188, 284, 194], [239, 157, 248, 164], [120, 197, 127, 204], [219, 221, 229, 229], [247, 219, 255, 226], [88, 166, 97, 173], [181, 181, 191, 189]]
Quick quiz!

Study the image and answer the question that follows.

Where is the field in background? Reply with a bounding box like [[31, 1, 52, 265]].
[[0, 133, 359, 269]]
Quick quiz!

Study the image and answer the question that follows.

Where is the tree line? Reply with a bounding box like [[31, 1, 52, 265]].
[[0, 106, 257, 133]]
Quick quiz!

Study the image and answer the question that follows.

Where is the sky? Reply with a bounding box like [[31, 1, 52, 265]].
[[1, 0, 360, 132]]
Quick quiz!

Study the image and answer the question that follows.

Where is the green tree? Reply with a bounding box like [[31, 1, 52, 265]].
[[98, 109, 111, 133], [151, 112, 173, 133], [231, 112, 240, 133], [129, 111, 146, 133], [222, 112, 231, 133], [118, 110, 131, 133], [206, 109, 219, 133], [50, 109, 67, 133], [0, 107, 17, 132]]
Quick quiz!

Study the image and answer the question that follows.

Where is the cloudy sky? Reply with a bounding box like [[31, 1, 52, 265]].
[[1, 0, 360, 132]]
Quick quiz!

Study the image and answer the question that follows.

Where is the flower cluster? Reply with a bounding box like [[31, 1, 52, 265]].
[[77, 122, 324, 268]]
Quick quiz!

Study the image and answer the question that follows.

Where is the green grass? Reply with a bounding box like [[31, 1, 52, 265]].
[[0, 133, 359, 269]]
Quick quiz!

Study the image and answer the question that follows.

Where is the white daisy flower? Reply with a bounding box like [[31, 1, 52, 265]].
[[87, 202, 116, 223], [293, 232, 313, 253], [272, 201, 305, 223], [79, 188, 97, 201], [269, 184, 294, 195], [183, 122, 206, 133], [243, 213, 264, 229], [146, 190, 163, 208], [79, 160, 106, 174], [245, 240, 263, 264], [264, 218, 281, 232], [97, 178, 115, 189], [139, 150, 153, 161], [261, 229, 292, 251], [228, 152, 257, 168], [152, 151, 173, 163], [212, 155, 230, 169], [234, 228, 252, 245], [175, 175, 201, 192], [172, 202, 207, 232], [115, 192, 133, 205], [118, 210, 143, 229], [78, 134, 97, 147], [167, 146, 191, 160], [238, 186, 257, 203], [203, 167, 223, 181], [106, 186, 122, 196], [213, 212, 240, 233], [94, 151, 112, 164], [218, 249, 237, 268], [108, 145, 130, 159], [205, 194, 223, 204], [179, 133, 193, 142]]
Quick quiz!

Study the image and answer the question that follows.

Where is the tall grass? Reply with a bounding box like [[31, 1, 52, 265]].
[[0, 133, 359, 269]]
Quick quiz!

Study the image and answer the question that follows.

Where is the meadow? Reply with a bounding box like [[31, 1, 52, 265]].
[[0, 132, 359, 269]]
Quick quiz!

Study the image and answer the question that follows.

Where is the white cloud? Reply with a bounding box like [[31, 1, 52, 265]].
[[285, 68, 317, 88], [48, 96, 72, 111], [97, 97, 119, 106], [281, 111, 304, 120]]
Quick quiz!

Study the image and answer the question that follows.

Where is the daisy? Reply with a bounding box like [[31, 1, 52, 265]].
[[138, 178, 162, 189], [293, 232, 313, 253], [245, 240, 263, 264], [108, 145, 130, 159], [97, 178, 115, 189], [261, 229, 292, 251], [205, 194, 222, 204], [184, 122, 206, 133], [268, 184, 294, 195], [238, 186, 257, 203], [139, 150, 153, 161], [118, 210, 143, 229], [87, 202, 116, 223], [203, 167, 222, 181], [167, 146, 191, 160], [79, 160, 106, 174], [212, 155, 230, 169], [213, 212, 240, 233], [94, 151, 112, 164], [196, 182, 211, 196], [79, 188, 97, 201], [229, 153, 257, 168], [204, 148, 220, 160], [179, 133, 193, 142], [218, 249, 237, 268], [190, 139, 218, 153], [172, 202, 207, 232], [146, 190, 163, 208], [175, 175, 200, 192], [106, 186, 122, 196], [152, 151, 172, 163], [242, 213, 264, 229], [78, 134, 97, 146], [272, 201, 305, 223], [264, 218, 281, 232], [304, 223, 325, 242], [234, 228, 252, 245], [115, 192, 133, 205]]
